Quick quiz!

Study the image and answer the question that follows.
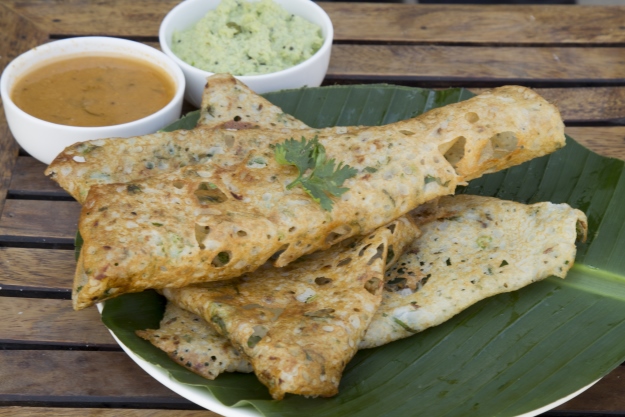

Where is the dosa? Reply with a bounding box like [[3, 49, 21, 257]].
[[72, 85, 565, 309]]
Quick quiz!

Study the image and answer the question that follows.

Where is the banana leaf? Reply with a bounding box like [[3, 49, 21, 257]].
[[102, 84, 625, 417]]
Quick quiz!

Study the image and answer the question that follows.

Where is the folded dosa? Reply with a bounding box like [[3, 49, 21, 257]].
[[46, 74, 308, 203], [73, 86, 565, 309], [140, 196, 586, 395], [359, 195, 588, 348], [47, 81, 562, 203], [136, 302, 253, 379], [163, 217, 418, 399]]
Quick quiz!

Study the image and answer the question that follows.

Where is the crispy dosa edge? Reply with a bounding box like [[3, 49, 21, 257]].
[[135, 218, 418, 387], [198, 74, 309, 130], [163, 217, 419, 399], [136, 302, 253, 379], [432, 85, 565, 181], [359, 195, 588, 349]]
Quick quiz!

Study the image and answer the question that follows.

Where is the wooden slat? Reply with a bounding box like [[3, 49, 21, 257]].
[[327, 44, 625, 86], [0, 408, 217, 417], [0, 0, 175, 38], [0, 118, 19, 218], [0, 297, 115, 347], [0, 247, 74, 290], [0, 200, 79, 242], [0, 350, 193, 406], [565, 126, 625, 161], [4, 1, 625, 46], [8, 157, 68, 198], [326, 4, 625, 45], [0, 4, 48, 217], [0, 3, 50, 63]]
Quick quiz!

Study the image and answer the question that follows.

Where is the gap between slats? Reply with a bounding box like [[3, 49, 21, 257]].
[[0, 397, 200, 410], [0, 408, 214, 417], [47, 34, 625, 49]]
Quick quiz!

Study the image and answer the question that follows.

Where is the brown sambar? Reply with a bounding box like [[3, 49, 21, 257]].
[[11, 54, 176, 127]]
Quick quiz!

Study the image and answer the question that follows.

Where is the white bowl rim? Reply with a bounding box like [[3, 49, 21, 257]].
[[158, 0, 334, 80], [0, 36, 186, 132]]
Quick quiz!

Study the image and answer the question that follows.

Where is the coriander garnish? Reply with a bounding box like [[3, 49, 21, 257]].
[[274, 136, 358, 211]]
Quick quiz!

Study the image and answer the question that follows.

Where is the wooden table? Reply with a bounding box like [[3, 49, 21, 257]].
[[1, 1, 625, 416]]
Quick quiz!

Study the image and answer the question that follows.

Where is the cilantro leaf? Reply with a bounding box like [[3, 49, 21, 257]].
[[274, 136, 358, 211], [274, 137, 316, 172]]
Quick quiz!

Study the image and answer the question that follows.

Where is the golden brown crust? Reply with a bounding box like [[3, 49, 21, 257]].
[[432, 86, 566, 181], [72, 125, 457, 309], [136, 302, 253, 379], [164, 217, 419, 399]]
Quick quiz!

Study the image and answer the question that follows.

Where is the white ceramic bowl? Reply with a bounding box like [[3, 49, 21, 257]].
[[159, 0, 333, 108], [0, 37, 186, 165]]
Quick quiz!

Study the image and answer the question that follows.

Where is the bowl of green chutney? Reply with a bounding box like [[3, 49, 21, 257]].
[[159, 0, 333, 108]]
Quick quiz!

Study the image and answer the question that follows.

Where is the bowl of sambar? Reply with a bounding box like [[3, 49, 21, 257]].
[[1, 36, 185, 165]]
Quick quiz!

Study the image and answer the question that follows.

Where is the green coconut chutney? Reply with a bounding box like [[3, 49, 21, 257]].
[[171, 0, 324, 76]]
